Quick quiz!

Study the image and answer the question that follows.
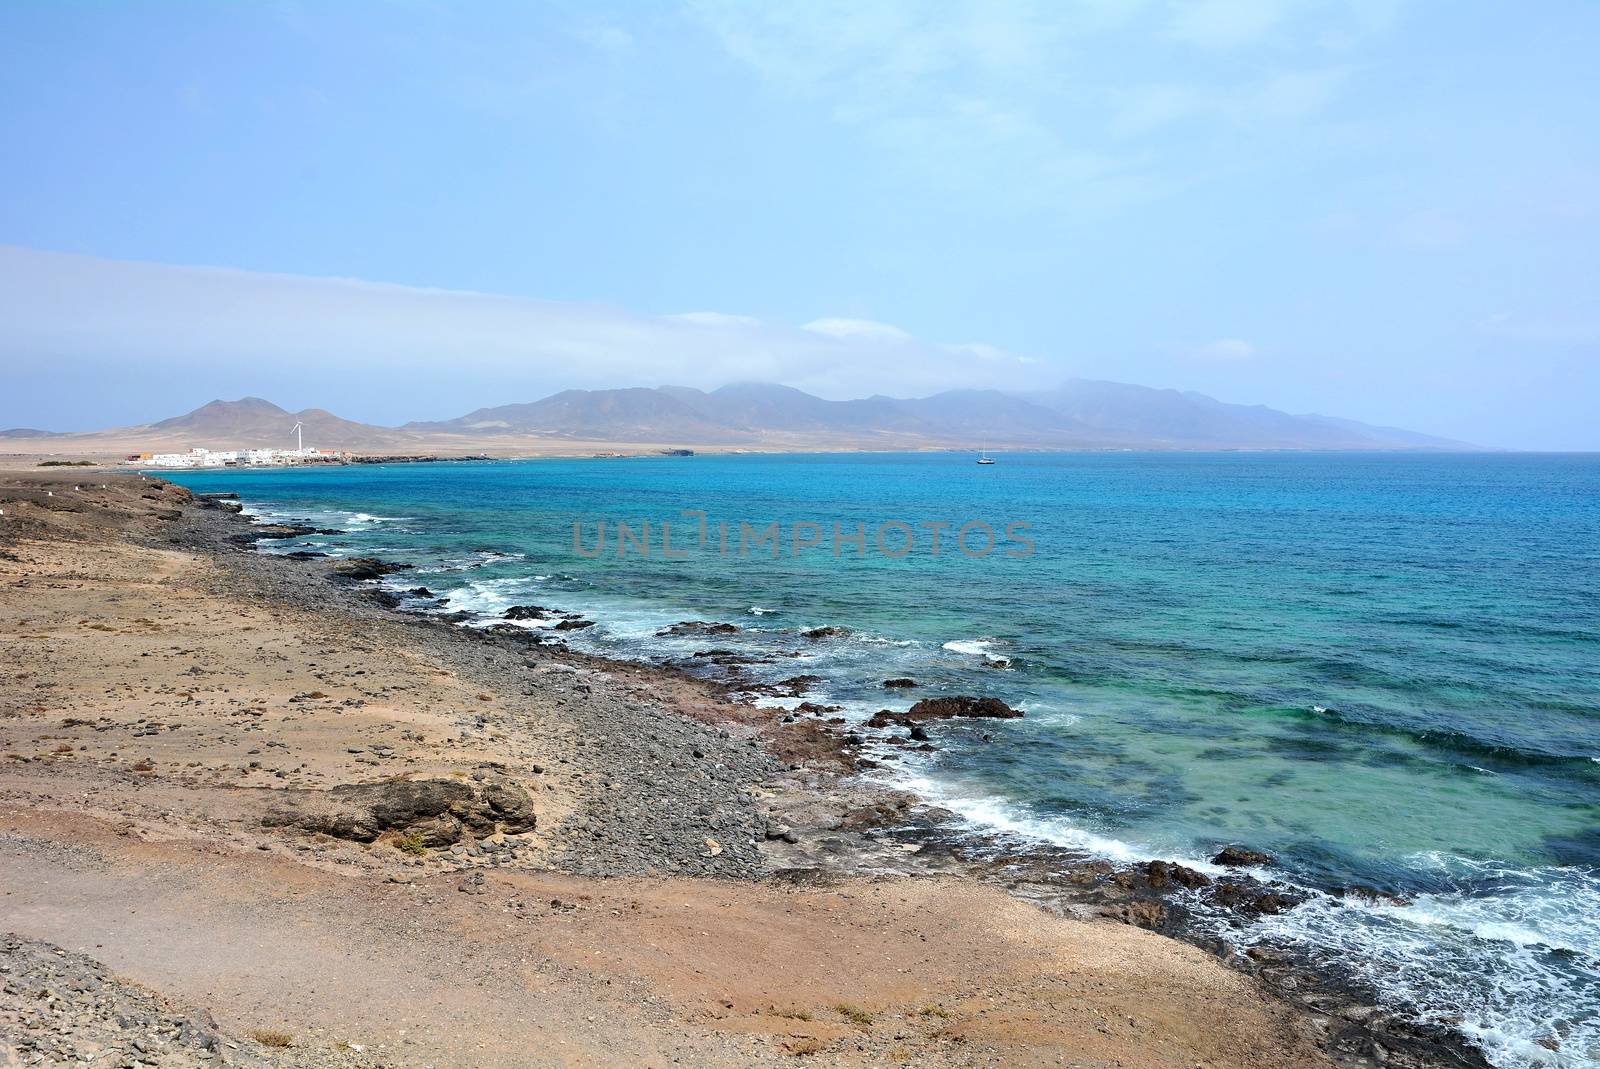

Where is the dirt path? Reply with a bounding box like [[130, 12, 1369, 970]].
[[0, 807, 1329, 1069]]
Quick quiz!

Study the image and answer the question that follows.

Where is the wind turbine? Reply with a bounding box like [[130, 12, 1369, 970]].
[[290, 421, 304, 454]]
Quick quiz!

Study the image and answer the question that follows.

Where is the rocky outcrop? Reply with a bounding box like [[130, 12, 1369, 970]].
[[503, 604, 552, 620], [656, 620, 740, 636], [866, 695, 1023, 728], [1144, 859, 1211, 891], [776, 674, 823, 694], [906, 696, 1023, 720], [1213, 845, 1274, 867], [237, 523, 318, 541], [262, 766, 536, 847], [1100, 900, 1169, 929], [1207, 878, 1308, 917], [328, 557, 414, 581], [802, 626, 848, 639], [882, 678, 917, 688]]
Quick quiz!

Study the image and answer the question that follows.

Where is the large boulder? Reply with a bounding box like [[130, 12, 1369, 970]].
[[866, 695, 1022, 728], [1213, 845, 1274, 867], [251, 523, 318, 539], [1143, 859, 1211, 891], [262, 767, 536, 847], [1207, 878, 1308, 918], [802, 626, 848, 639], [328, 557, 413, 581], [656, 620, 740, 636]]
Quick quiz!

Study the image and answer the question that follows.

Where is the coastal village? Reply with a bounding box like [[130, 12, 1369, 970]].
[[127, 445, 342, 468]]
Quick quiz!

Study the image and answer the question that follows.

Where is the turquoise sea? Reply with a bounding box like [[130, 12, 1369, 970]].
[[163, 451, 1600, 1068]]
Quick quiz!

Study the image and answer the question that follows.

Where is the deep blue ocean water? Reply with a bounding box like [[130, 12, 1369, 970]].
[[162, 451, 1600, 1067]]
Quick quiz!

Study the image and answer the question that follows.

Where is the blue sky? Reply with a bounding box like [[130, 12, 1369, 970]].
[[1, 1, 1596, 447]]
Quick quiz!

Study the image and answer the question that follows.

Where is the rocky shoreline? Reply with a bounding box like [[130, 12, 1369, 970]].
[[0, 471, 1495, 1068], [178, 480, 1496, 1069]]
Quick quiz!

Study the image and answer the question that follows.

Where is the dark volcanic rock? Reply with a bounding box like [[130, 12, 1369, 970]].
[[882, 677, 917, 688], [243, 523, 319, 541], [283, 550, 326, 560], [1144, 859, 1212, 891], [262, 767, 536, 847], [802, 626, 849, 639], [1213, 845, 1274, 867], [907, 695, 1022, 720], [554, 617, 595, 631], [1207, 878, 1308, 917], [866, 695, 1022, 728], [771, 674, 823, 697], [485, 623, 546, 642], [503, 604, 552, 620], [328, 556, 414, 581], [657, 620, 740, 636]]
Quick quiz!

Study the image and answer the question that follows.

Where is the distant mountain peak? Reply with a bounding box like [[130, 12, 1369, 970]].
[[398, 381, 1470, 449], [6, 381, 1477, 453]]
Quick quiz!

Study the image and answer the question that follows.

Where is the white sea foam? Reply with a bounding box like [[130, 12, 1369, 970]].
[[884, 757, 1599, 1069], [748, 695, 806, 711], [345, 511, 408, 526], [748, 605, 776, 615], [1233, 857, 1600, 1069], [889, 771, 1173, 867], [239, 502, 411, 533], [941, 638, 1012, 665]]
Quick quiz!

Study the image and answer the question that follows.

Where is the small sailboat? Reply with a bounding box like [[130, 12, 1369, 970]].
[[976, 446, 996, 465]]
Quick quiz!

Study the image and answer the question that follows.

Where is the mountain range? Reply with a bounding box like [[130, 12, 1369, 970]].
[[2, 381, 1477, 455]]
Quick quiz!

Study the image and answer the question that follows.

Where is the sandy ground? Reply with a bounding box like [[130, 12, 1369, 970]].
[[0, 473, 1336, 1068]]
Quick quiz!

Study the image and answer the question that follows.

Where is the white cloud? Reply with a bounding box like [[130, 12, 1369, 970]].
[[687, 1, 1164, 212], [801, 317, 915, 342], [942, 341, 1031, 363], [0, 246, 1042, 403], [689, 1, 1391, 215], [1192, 338, 1259, 360]]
